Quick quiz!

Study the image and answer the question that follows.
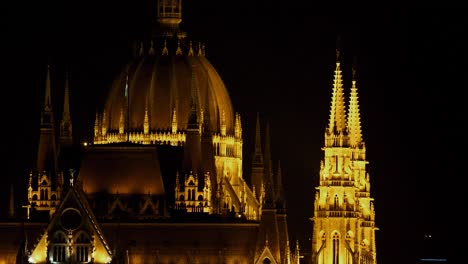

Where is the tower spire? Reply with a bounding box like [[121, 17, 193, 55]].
[[275, 160, 286, 212], [348, 57, 363, 147], [327, 36, 346, 136], [183, 63, 202, 174], [60, 70, 73, 146], [312, 47, 377, 264], [251, 112, 264, 200], [254, 112, 263, 163], [44, 64, 52, 112], [263, 120, 275, 208], [187, 63, 200, 130], [37, 64, 58, 174]]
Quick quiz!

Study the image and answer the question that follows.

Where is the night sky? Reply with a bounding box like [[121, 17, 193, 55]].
[[4, 2, 464, 263]]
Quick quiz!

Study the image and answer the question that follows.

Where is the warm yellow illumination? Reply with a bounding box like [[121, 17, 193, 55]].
[[311, 51, 376, 264], [29, 234, 47, 263], [93, 251, 112, 264]]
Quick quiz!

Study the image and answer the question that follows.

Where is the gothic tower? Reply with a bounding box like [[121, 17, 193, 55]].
[[26, 64, 64, 220], [311, 47, 377, 264]]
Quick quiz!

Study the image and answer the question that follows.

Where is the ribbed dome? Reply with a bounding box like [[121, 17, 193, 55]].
[[100, 37, 234, 136]]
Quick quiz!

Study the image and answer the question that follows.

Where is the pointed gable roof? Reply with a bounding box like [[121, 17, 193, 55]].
[[255, 244, 279, 264], [28, 185, 112, 263]]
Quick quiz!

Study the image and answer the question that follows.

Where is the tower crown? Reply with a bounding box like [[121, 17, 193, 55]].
[[157, 0, 182, 35]]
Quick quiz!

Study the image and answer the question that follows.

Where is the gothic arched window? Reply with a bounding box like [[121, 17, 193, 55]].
[[332, 232, 340, 264], [51, 231, 67, 262], [74, 232, 91, 262]]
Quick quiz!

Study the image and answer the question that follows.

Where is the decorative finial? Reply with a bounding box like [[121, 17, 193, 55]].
[[197, 42, 203, 56], [188, 41, 194, 56], [69, 169, 76, 186], [157, 0, 182, 32], [336, 35, 342, 61], [149, 40, 155, 56], [162, 39, 169, 55], [176, 40, 182, 55], [352, 56, 358, 80]]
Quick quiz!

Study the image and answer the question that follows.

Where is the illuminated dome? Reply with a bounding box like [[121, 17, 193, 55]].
[[94, 5, 234, 144]]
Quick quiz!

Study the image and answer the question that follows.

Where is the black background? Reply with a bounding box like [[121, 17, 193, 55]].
[[4, 2, 465, 263]]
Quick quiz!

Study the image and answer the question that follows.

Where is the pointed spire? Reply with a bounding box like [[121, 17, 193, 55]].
[[176, 40, 183, 55], [187, 63, 199, 130], [94, 112, 100, 138], [188, 41, 194, 56], [263, 120, 275, 209], [276, 160, 285, 207], [37, 63, 58, 174], [60, 70, 73, 146], [62, 71, 71, 120], [40, 64, 54, 127], [162, 39, 169, 55], [234, 113, 242, 138], [254, 112, 263, 163], [44, 64, 52, 112], [348, 57, 363, 147], [327, 36, 346, 135], [197, 42, 203, 56], [101, 110, 107, 136]]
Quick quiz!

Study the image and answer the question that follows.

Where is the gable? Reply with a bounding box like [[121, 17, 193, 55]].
[[28, 186, 112, 263], [255, 245, 278, 264]]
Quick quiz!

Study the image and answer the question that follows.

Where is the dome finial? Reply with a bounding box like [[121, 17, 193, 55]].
[[157, 0, 182, 34]]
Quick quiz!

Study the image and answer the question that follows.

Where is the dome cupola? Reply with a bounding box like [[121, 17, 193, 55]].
[[94, 0, 235, 146]]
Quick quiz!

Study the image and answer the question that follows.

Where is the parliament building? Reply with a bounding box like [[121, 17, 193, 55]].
[[0, 1, 377, 263]]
